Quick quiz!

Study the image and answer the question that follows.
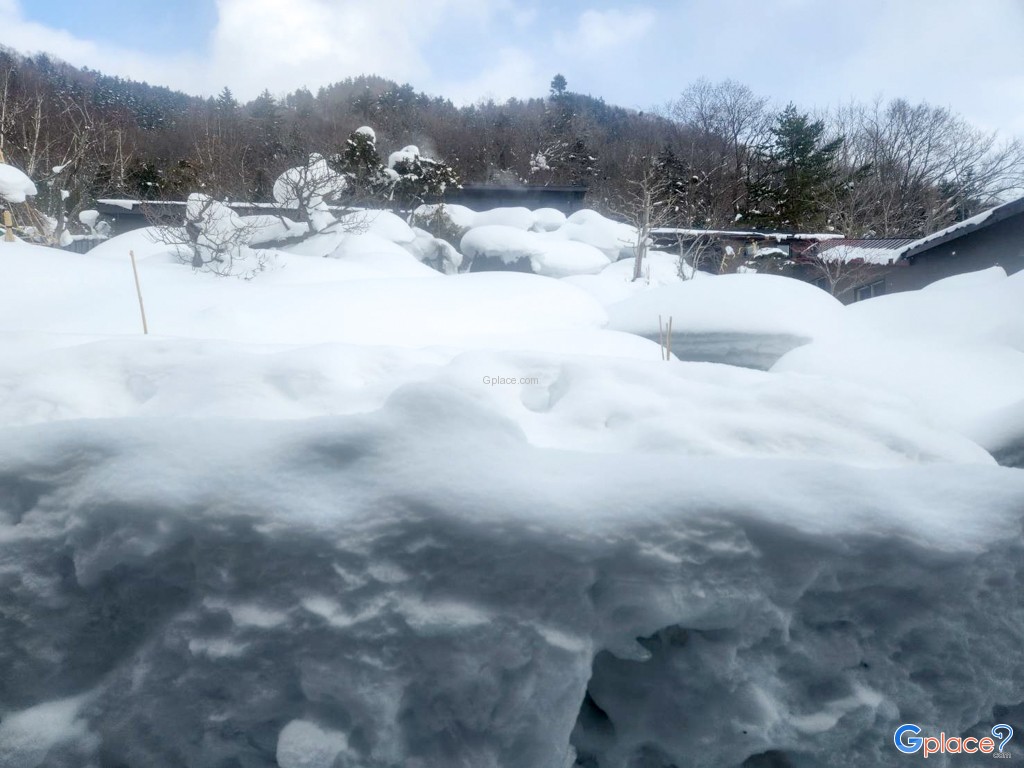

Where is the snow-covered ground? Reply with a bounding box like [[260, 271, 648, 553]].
[[1, 210, 1023, 768]]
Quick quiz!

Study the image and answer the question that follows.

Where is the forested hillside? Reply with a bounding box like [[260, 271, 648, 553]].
[[1, 44, 1021, 239]]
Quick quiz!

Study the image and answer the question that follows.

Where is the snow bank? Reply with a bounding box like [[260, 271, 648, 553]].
[[774, 267, 1024, 432], [461, 225, 610, 278], [563, 251, 690, 307], [0, 162, 37, 203], [607, 274, 844, 339], [0, 407, 1021, 768]]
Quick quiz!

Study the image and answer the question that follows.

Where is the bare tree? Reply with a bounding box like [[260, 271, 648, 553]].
[[607, 154, 680, 281], [145, 194, 270, 278]]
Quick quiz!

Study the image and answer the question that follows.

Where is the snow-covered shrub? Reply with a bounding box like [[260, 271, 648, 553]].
[[273, 154, 347, 233], [388, 145, 460, 209], [176, 194, 269, 278]]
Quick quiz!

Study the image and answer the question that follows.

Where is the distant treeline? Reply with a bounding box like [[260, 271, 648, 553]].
[[1, 46, 1021, 238]]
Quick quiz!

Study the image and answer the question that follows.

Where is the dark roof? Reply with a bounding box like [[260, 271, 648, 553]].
[[898, 196, 1024, 261]]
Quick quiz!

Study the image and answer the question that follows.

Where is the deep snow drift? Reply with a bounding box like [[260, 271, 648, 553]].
[[1, 212, 1023, 768]]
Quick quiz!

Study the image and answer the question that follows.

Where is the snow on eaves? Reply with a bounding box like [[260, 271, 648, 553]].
[[895, 207, 997, 259]]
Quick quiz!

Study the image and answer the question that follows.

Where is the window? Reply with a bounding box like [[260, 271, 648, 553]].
[[854, 279, 885, 301]]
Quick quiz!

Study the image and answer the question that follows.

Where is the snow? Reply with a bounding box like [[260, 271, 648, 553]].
[[815, 243, 908, 265], [273, 154, 346, 211], [773, 267, 1024, 433], [0, 694, 93, 768], [563, 251, 690, 306], [241, 214, 309, 245], [607, 273, 845, 338], [0, 162, 37, 203], [1, 215, 1023, 768], [354, 125, 376, 142], [461, 225, 610, 278], [416, 204, 562, 233], [78, 210, 100, 228], [896, 206, 995, 257], [556, 209, 638, 261], [276, 720, 352, 768], [387, 144, 421, 169]]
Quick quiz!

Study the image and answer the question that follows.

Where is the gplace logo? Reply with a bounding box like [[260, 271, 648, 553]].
[[894, 723, 1014, 759]]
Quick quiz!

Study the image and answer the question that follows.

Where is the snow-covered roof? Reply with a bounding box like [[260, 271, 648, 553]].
[[896, 196, 1024, 260], [813, 238, 916, 265], [651, 227, 843, 242]]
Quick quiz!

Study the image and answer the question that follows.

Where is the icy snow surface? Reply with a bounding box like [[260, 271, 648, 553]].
[[1, 226, 1023, 768]]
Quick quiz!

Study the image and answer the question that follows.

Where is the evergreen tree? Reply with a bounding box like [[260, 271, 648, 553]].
[[746, 104, 843, 230]]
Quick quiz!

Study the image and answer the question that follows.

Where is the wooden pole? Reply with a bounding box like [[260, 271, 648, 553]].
[[2, 210, 13, 242], [129, 250, 149, 335]]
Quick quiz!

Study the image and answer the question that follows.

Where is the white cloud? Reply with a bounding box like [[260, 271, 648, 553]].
[[0, 0, 202, 92], [441, 47, 545, 106], [562, 7, 656, 55], [0, 0, 512, 100]]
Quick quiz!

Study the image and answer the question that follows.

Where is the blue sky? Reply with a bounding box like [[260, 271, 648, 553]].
[[2, 0, 1023, 135]]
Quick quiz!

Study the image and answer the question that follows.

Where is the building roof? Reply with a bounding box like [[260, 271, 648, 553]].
[[896, 195, 1024, 261], [813, 238, 916, 265], [651, 227, 843, 242]]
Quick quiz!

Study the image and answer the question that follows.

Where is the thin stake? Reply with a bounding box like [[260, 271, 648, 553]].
[[666, 316, 673, 360], [2, 210, 13, 242], [129, 250, 149, 335]]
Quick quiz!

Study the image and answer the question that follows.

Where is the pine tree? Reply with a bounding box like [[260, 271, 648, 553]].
[[746, 104, 843, 230]]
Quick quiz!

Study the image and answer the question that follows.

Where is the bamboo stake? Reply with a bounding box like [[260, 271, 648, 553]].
[[658, 314, 674, 360], [129, 250, 149, 334], [2, 210, 13, 242]]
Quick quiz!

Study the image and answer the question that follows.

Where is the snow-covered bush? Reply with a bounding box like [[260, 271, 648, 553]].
[[388, 145, 460, 209], [273, 154, 347, 233], [177, 194, 269, 277]]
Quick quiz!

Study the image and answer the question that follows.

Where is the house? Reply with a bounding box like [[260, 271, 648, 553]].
[[794, 196, 1024, 303], [650, 227, 843, 273]]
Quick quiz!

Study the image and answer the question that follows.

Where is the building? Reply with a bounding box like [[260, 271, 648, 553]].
[[794, 196, 1024, 303], [650, 227, 843, 273]]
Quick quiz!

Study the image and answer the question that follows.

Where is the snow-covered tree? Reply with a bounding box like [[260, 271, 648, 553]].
[[387, 145, 460, 211], [272, 154, 347, 233], [152, 193, 270, 278]]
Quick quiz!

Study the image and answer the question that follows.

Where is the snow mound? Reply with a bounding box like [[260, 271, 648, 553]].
[[608, 273, 845, 338], [774, 267, 1024, 433], [563, 251, 690, 307], [554, 209, 638, 261], [531, 207, 568, 232], [0, 162, 37, 203], [461, 225, 610, 278]]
